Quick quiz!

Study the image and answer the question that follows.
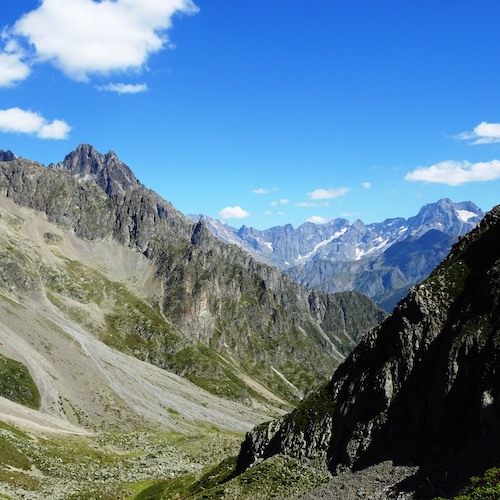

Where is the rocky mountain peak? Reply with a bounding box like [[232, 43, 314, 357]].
[[0, 150, 15, 162], [54, 143, 140, 196], [408, 198, 483, 238]]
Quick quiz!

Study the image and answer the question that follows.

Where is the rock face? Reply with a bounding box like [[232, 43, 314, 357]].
[[0, 150, 15, 162], [53, 143, 140, 195], [0, 146, 386, 404], [0, 149, 190, 250], [192, 199, 484, 311], [237, 204, 500, 471]]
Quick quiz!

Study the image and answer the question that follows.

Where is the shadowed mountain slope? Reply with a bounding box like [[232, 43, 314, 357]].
[[236, 203, 500, 480]]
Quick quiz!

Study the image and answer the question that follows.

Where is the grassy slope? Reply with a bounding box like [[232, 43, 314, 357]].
[[0, 354, 40, 409]]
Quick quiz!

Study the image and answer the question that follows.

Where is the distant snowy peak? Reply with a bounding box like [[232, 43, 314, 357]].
[[195, 199, 484, 271], [406, 198, 483, 239]]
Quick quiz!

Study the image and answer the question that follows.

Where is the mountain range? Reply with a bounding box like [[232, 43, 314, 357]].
[[0, 143, 496, 499], [190, 199, 484, 311]]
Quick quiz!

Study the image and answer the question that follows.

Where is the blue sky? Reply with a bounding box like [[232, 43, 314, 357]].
[[1, 1, 500, 229]]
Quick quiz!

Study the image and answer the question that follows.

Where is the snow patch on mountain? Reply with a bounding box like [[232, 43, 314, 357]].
[[296, 227, 348, 263], [456, 209, 479, 222], [355, 237, 390, 260]]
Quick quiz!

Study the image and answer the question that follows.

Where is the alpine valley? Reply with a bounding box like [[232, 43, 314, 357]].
[[0, 145, 496, 500], [0, 145, 384, 499], [190, 198, 484, 312]]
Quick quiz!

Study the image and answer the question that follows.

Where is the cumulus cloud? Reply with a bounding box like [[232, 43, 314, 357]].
[[253, 187, 277, 194], [0, 50, 30, 87], [97, 82, 148, 94], [405, 159, 500, 186], [219, 206, 250, 220], [11, 0, 198, 81], [455, 122, 500, 144], [362, 182, 371, 189], [307, 216, 330, 224], [0, 107, 71, 139], [38, 119, 72, 139], [308, 187, 351, 200]]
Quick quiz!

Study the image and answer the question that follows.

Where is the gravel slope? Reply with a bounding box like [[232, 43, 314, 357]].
[[0, 194, 281, 435], [0, 295, 275, 435]]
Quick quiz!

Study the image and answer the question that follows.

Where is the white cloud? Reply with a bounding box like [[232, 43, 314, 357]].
[[456, 122, 500, 144], [219, 206, 250, 220], [362, 182, 371, 189], [308, 187, 350, 200], [97, 82, 148, 94], [253, 187, 277, 194], [38, 119, 72, 139], [12, 0, 198, 81], [0, 108, 42, 134], [264, 210, 273, 216], [307, 216, 330, 224], [0, 50, 30, 87], [0, 107, 71, 139], [405, 159, 500, 186]]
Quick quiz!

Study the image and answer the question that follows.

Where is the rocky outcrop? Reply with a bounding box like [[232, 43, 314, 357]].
[[53, 143, 140, 196], [0, 150, 15, 162], [237, 204, 500, 470]]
